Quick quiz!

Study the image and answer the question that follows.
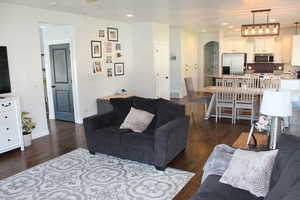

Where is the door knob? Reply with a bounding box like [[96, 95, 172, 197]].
[[51, 85, 56, 88]]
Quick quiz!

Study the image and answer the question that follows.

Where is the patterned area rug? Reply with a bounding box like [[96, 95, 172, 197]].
[[0, 148, 194, 200]]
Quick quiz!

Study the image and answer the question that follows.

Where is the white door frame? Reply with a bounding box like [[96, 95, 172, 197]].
[[44, 39, 81, 124]]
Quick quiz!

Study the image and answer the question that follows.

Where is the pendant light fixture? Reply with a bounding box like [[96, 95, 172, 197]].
[[241, 9, 280, 37]]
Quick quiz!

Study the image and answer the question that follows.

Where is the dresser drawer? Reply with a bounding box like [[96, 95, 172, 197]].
[[0, 100, 16, 112], [0, 126, 19, 149], [0, 110, 19, 126]]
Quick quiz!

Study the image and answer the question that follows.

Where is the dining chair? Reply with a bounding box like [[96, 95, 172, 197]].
[[216, 78, 237, 87], [215, 87, 236, 124], [234, 90, 257, 124], [184, 77, 211, 116]]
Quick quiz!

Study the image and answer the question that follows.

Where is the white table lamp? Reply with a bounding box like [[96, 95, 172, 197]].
[[260, 89, 292, 149]]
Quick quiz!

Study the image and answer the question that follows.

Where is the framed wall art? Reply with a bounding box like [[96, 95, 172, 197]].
[[114, 63, 124, 76], [107, 68, 113, 77], [93, 60, 103, 74], [98, 30, 105, 38], [107, 27, 118, 42], [91, 40, 102, 58]]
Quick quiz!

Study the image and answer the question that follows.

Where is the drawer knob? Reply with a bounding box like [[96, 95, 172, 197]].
[[7, 139, 11, 141], [5, 116, 8, 119], [6, 128, 9, 131]]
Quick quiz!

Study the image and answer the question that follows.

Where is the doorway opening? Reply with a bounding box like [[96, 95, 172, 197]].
[[204, 41, 219, 87], [39, 24, 78, 123]]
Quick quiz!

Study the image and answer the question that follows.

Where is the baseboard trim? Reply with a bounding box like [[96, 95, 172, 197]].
[[32, 129, 50, 140]]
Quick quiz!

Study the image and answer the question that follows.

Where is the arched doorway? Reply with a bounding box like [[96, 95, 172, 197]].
[[204, 41, 219, 87]]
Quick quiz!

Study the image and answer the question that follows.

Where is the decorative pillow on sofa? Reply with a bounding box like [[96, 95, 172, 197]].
[[202, 144, 236, 183], [120, 107, 155, 133], [220, 149, 278, 197], [132, 96, 158, 129]]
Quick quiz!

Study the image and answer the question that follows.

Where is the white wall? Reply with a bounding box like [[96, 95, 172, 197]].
[[131, 23, 156, 98], [170, 27, 182, 98], [0, 3, 133, 138], [131, 23, 170, 98], [170, 27, 200, 97], [198, 32, 219, 88]]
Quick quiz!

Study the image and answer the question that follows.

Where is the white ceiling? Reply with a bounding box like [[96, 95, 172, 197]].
[[2, 0, 300, 32]]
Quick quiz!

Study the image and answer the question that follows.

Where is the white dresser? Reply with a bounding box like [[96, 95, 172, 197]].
[[0, 97, 24, 153]]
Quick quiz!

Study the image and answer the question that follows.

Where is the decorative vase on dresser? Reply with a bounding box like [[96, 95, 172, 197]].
[[0, 96, 24, 153]]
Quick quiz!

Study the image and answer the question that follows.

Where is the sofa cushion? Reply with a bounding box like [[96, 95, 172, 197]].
[[191, 175, 263, 200], [270, 134, 300, 189], [156, 98, 185, 128], [265, 149, 300, 200], [110, 97, 134, 121], [121, 130, 155, 151], [92, 126, 127, 145], [282, 181, 300, 200], [132, 96, 158, 129]]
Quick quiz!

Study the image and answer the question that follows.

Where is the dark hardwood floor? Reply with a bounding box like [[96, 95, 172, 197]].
[[0, 99, 251, 200]]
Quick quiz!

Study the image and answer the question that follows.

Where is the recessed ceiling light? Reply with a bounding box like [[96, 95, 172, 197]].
[[49, 1, 57, 6], [201, 29, 207, 33], [229, 25, 235, 29], [222, 22, 229, 26], [126, 14, 134, 18]]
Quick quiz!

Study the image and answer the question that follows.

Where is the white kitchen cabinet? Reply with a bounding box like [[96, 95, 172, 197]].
[[292, 35, 300, 66], [0, 97, 24, 154], [254, 38, 275, 54], [223, 38, 247, 53], [245, 38, 255, 62], [282, 35, 292, 64], [274, 37, 282, 62]]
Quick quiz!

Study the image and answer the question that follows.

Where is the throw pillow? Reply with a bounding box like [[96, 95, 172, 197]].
[[120, 107, 155, 133], [202, 144, 236, 183], [132, 96, 158, 129], [220, 149, 278, 197]]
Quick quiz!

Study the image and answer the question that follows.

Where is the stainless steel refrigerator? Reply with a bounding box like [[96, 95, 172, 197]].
[[222, 53, 246, 74]]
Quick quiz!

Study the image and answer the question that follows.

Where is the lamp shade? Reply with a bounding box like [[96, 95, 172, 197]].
[[260, 89, 292, 117]]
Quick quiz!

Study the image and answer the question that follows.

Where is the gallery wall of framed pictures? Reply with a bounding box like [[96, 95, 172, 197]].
[[91, 27, 125, 77]]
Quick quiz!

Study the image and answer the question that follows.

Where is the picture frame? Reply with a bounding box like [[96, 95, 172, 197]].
[[106, 56, 112, 63], [107, 27, 119, 42], [114, 63, 124, 76], [98, 30, 105, 38], [107, 68, 113, 77], [106, 42, 112, 53], [91, 40, 102, 58], [93, 60, 103, 74], [115, 43, 121, 51]]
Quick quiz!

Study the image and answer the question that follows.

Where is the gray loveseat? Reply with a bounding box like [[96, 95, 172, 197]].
[[83, 96, 190, 170], [190, 134, 300, 200]]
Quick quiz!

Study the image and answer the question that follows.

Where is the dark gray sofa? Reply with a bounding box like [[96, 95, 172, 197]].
[[83, 96, 190, 170], [191, 134, 300, 200]]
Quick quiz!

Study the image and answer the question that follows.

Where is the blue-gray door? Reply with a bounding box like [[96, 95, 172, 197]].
[[204, 41, 219, 87], [49, 44, 75, 122]]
